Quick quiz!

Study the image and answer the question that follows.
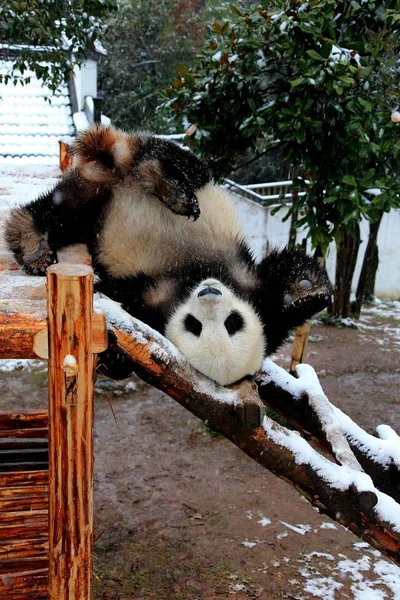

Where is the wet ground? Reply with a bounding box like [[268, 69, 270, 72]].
[[0, 302, 399, 599]]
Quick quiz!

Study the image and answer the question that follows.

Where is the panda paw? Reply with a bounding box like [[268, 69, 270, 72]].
[[165, 189, 200, 221], [282, 272, 331, 316], [21, 239, 56, 275]]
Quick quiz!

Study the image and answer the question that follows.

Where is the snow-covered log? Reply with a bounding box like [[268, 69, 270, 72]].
[[256, 361, 400, 503], [96, 296, 400, 567]]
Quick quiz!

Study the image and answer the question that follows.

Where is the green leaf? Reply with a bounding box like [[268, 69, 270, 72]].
[[290, 77, 305, 87], [342, 175, 357, 187], [231, 5, 243, 16], [212, 21, 222, 34], [320, 42, 333, 59], [306, 49, 324, 61]]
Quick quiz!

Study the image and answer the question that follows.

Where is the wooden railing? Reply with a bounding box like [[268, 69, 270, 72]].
[[0, 247, 107, 600]]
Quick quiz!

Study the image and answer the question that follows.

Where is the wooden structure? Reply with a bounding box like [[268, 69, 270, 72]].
[[0, 252, 107, 599], [1, 250, 400, 593]]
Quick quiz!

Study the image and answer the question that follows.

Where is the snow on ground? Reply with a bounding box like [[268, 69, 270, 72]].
[[0, 165, 61, 213], [0, 165, 61, 259], [249, 514, 400, 599]]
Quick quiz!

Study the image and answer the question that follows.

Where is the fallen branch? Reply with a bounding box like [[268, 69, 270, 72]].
[[95, 296, 400, 566]]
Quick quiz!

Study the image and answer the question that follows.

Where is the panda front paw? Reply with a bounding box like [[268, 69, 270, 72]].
[[21, 239, 56, 275], [283, 271, 331, 316], [165, 188, 200, 221]]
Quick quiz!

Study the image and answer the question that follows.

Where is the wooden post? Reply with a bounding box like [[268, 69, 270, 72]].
[[46, 264, 94, 600], [58, 141, 73, 173], [290, 321, 311, 375]]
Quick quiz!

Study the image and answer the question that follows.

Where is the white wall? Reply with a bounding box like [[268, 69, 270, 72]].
[[73, 59, 98, 111], [229, 191, 400, 300]]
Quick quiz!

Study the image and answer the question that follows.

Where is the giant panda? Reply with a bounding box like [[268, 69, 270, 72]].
[[5, 124, 331, 385]]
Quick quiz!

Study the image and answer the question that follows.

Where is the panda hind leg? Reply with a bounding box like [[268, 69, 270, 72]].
[[5, 207, 55, 275], [97, 331, 136, 380]]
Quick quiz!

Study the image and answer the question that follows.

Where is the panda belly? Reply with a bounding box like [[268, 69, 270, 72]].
[[96, 183, 243, 278]]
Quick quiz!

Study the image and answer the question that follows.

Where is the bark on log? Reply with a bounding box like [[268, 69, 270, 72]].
[[96, 297, 400, 566], [0, 510, 48, 526], [0, 539, 48, 560], [0, 412, 48, 431], [46, 263, 95, 600], [0, 558, 48, 575], [0, 313, 46, 359], [0, 567, 48, 600], [255, 361, 400, 503]]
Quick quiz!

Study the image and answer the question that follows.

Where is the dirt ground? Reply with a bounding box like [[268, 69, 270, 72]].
[[1, 303, 399, 600]]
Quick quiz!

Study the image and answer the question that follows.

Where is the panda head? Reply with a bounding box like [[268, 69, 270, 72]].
[[165, 279, 265, 386]]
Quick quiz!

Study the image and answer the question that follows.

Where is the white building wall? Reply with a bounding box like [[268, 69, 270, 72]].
[[73, 59, 98, 111], [229, 191, 400, 300]]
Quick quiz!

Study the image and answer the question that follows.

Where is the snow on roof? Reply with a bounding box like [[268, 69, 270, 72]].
[[0, 60, 75, 166]]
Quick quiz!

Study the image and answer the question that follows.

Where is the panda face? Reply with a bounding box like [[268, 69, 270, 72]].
[[165, 279, 265, 386]]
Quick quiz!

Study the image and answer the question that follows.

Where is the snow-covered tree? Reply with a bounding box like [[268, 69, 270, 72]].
[[0, 0, 116, 91]]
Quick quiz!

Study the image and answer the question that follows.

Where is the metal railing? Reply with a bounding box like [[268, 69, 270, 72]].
[[224, 178, 309, 204]]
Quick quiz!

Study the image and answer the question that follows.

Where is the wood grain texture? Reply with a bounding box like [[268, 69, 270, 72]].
[[0, 412, 48, 431], [0, 312, 46, 359], [46, 263, 95, 600]]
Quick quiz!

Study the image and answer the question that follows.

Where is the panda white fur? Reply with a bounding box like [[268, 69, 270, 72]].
[[5, 124, 331, 386]]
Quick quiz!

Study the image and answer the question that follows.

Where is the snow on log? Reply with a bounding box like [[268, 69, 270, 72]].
[[256, 360, 400, 503], [95, 296, 400, 566]]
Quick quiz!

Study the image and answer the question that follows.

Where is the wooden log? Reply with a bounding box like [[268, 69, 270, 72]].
[[0, 310, 106, 360], [0, 412, 48, 432], [0, 567, 47, 593], [0, 539, 48, 559], [33, 312, 107, 359], [0, 471, 48, 488], [0, 497, 48, 513], [0, 429, 48, 440], [0, 558, 48, 575], [0, 523, 48, 542], [0, 511, 48, 527], [0, 485, 48, 498], [46, 263, 95, 600], [0, 312, 46, 359]]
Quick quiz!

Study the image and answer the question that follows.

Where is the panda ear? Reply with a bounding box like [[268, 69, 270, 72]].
[[71, 124, 134, 183]]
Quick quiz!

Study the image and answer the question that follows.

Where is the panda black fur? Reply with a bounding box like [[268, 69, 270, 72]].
[[5, 124, 332, 386]]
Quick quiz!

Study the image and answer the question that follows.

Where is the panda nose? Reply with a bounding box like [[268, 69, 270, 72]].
[[198, 287, 222, 298]]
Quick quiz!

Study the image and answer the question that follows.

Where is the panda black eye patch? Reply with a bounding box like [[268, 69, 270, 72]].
[[184, 314, 202, 337], [224, 311, 244, 335]]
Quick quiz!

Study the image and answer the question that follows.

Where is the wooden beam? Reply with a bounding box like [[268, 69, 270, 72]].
[[46, 263, 95, 600]]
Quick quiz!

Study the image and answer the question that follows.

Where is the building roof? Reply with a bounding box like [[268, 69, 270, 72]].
[[0, 61, 75, 166]]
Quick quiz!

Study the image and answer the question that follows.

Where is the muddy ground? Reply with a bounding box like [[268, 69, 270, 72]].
[[1, 303, 399, 599]]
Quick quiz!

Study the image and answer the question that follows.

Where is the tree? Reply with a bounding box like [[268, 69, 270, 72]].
[[0, 0, 116, 92], [98, 0, 232, 132], [166, 0, 400, 317]]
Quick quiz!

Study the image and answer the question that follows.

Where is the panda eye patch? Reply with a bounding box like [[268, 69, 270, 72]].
[[184, 314, 202, 337], [224, 311, 244, 335]]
